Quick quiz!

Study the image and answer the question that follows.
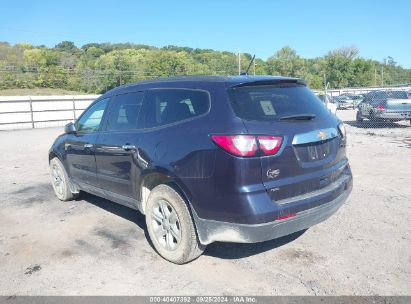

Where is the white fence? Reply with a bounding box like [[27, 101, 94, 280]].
[[0, 95, 100, 130]]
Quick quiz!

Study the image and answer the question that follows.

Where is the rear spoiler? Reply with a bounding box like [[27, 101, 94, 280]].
[[231, 78, 307, 88]]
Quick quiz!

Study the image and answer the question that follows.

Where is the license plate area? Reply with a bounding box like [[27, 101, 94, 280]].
[[294, 138, 333, 162]]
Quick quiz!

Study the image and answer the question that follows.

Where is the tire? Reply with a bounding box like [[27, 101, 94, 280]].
[[145, 184, 205, 264], [49, 157, 79, 201], [368, 111, 376, 122], [356, 110, 363, 122]]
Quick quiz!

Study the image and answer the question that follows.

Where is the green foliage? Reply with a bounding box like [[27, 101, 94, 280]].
[[54, 41, 77, 53], [0, 41, 410, 94]]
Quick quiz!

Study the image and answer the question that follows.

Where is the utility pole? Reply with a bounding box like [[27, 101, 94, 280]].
[[374, 68, 377, 86], [238, 51, 241, 75], [323, 73, 329, 107], [253, 59, 256, 75], [381, 58, 387, 86]]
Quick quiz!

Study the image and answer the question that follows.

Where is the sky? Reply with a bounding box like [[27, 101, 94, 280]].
[[1, 0, 411, 67]]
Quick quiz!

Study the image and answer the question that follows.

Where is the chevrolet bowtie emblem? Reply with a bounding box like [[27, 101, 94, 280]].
[[317, 131, 328, 140]]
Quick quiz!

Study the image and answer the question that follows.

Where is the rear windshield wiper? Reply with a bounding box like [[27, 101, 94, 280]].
[[279, 114, 316, 121]]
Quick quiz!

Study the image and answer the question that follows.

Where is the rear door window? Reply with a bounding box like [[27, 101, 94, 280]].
[[138, 89, 210, 128], [228, 84, 329, 121], [106, 92, 143, 131]]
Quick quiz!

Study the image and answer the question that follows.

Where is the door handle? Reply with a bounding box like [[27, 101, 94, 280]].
[[122, 144, 136, 151], [84, 143, 93, 149]]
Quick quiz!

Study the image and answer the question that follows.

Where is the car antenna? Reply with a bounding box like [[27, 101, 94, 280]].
[[241, 54, 256, 75]]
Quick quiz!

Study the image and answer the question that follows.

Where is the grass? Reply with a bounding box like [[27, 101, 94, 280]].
[[0, 88, 89, 96]]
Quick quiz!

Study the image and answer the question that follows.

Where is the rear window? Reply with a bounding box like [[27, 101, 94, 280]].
[[370, 91, 408, 99], [228, 84, 330, 121]]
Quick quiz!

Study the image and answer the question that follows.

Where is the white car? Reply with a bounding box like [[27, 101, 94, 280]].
[[316, 94, 337, 115]]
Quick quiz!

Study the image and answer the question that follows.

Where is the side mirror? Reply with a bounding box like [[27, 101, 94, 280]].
[[64, 122, 77, 134]]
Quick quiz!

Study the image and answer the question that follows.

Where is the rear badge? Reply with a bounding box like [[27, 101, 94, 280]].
[[267, 169, 280, 179]]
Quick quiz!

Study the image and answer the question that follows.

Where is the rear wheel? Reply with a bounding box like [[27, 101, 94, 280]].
[[356, 110, 363, 122], [49, 157, 78, 201], [145, 184, 205, 264]]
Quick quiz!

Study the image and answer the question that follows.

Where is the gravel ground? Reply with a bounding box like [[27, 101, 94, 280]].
[[0, 109, 410, 295]]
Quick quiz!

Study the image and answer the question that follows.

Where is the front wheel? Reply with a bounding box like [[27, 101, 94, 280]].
[[50, 157, 79, 201], [356, 110, 363, 122], [145, 184, 205, 264]]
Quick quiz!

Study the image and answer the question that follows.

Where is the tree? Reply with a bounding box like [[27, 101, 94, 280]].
[[1, 41, 410, 93], [267, 47, 305, 77], [323, 46, 361, 88], [54, 41, 77, 53]]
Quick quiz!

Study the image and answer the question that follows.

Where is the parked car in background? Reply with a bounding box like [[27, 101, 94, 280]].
[[49, 76, 353, 264], [334, 96, 354, 110], [345, 94, 364, 108], [356, 90, 411, 124], [315, 93, 337, 114]]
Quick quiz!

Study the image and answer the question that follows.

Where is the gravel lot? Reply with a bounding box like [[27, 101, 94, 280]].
[[0, 109, 410, 295]]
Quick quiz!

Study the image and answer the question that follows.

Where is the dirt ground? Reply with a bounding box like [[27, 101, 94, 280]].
[[0, 109, 410, 295]]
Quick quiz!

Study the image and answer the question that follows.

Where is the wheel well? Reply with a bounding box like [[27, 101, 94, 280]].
[[140, 173, 172, 214], [140, 173, 193, 217], [49, 152, 57, 163]]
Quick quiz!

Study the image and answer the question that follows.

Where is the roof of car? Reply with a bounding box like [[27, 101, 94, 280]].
[[106, 75, 303, 95], [133, 75, 298, 84]]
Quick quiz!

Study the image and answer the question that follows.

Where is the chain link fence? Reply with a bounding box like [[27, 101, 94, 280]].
[[1, 68, 410, 134], [317, 89, 411, 138]]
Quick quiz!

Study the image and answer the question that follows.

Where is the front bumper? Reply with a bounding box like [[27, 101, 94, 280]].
[[193, 186, 351, 245]]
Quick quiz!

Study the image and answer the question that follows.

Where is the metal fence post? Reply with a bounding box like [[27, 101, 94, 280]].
[[72, 96, 76, 120], [29, 96, 34, 129]]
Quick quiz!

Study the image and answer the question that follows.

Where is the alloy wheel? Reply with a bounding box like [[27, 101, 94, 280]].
[[151, 199, 181, 251]]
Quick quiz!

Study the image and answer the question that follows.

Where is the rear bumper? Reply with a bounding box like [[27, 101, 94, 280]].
[[337, 103, 353, 109], [376, 111, 411, 119], [193, 185, 352, 245]]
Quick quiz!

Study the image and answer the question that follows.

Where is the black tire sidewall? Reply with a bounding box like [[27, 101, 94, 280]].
[[145, 185, 201, 264], [356, 111, 363, 122], [50, 157, 71, 201]]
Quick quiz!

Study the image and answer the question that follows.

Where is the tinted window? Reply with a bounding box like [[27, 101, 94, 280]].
[[106, 92, 143, 131], [139, 89, 210, 128], [76, 98, 109, 133], [228, 84, 329, 121], [370, 91, 408, 99], [351, 95, 362, 100]]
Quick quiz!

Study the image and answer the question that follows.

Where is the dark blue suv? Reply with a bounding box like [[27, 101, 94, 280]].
[[49, 76, 353, 263]]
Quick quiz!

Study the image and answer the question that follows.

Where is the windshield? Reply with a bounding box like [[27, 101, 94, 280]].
[[228, 84, 330, 122]]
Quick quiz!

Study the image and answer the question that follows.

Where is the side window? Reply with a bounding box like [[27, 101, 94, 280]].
[[106, 92, 143, 131], [139, 89, 210, 128], [76, 98, 109, 133]]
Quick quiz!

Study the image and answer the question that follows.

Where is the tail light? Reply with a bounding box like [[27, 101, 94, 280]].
[[338, 123, 346, 138], [211, 135, 283, 157], [257, 136, 282, 155], [376, 105, 385, 111], [211, 135, 257, 156]]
